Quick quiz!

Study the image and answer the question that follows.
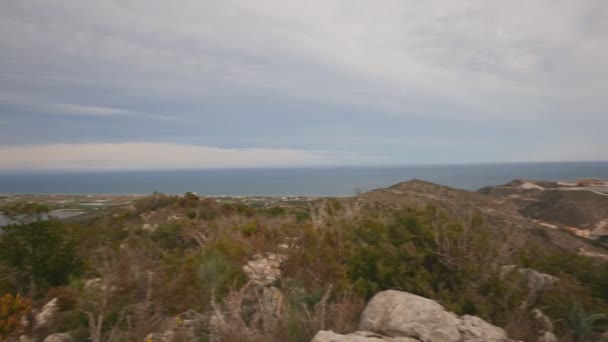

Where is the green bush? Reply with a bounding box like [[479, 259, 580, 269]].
[[134, 194, 177, 214], [180, 192, 200, 207], [150, 223, 183, 250], [260, 206, 287, 217], [0, 220, 83, 291]]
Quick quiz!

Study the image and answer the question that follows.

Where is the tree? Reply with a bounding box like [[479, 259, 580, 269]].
[[0, 204, 82, 292], [1, 202, 50, 225]]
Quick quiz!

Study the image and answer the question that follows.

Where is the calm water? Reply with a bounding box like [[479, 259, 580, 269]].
[[0, 162, 607, 197]]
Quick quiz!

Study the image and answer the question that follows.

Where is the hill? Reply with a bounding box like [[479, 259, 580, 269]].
[[479, 179, 608, 241], [1, 180, 608, 341], [357, 179, 608, 259]]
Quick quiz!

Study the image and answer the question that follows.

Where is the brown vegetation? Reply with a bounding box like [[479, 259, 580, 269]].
[[0, 181, 607, 341]]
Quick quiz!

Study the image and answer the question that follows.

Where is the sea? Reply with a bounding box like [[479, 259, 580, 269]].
[[0, 161, 607, 197]]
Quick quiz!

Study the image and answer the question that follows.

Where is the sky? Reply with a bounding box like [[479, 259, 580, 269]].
[[0, 0, 607, 170]]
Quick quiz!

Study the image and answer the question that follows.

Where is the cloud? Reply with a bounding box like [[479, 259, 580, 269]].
[[47, 103, 132, 116], [0, 91, 132, 116], [0, 1, 606, 165], [0, 143, 374, 171], [3, 1, 606, 120]]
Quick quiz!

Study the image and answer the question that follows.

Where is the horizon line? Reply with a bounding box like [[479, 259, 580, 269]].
[[0, 160, 607, 174]]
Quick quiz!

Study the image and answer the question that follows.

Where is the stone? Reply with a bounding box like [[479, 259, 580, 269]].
[[537, 331, 558, 342], [242, 253, 286, 286], [321, 290, 516, 342], [43, 333, 73, 342], [523, 269, 557, 294], [84, 278, 115, 293], [458, 315, 507, 341], [531, 308, 557, 342], [311, 330, 419, 342], [500, 266, 557, 294], [358, 290, 461, 342], [531, 308, 554, 335], [168, 215, 180, 221], [260, 285, 285, 332], [35, 298, 58, 327]]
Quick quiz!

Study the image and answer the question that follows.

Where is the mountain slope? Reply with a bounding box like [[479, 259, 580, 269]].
[[354, 179, 608, 259]]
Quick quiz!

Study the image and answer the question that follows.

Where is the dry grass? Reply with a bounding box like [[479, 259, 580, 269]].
[[210, 283, 364, 342]]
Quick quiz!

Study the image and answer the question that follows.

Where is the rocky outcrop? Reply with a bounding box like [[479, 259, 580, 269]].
[[241, 253, 287, 332], [208, 253, 288, 341], [242, 253, 286, 286], [500, 266, 557, 295], [313, 290, 515, 342], [531, 309, 557, 342], [35, 298, 58, 328]]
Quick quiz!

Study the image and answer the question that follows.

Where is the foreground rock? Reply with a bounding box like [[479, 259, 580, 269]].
[[43, 333, 73, 342], [313, 290, 515, 342], [312, 330, 418, 342]]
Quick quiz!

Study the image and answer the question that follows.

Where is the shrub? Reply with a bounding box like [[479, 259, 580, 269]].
[[180, 192, 200, 207], [0, 220, 83, 291], [260, 207, 287, 217], [134, 193, 178, 214], [150, 223, 183, 250], [0, 293, 31, 339]]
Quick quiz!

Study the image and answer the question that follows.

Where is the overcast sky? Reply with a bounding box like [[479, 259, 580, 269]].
[[1, 0, 607, 170]]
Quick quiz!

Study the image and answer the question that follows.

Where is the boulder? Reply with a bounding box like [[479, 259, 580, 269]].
[[142, 223, 157, 231], [500, 266, 557, 294], [259, 285, 285, 332], [537, 331, 558, 342], [35, 298, 58, 327], [458, 315, 507, 340], [531, 309, 557, 342], [242, 253, 286, 286], [84, 278, 115, 293], [312, 330, 419, 342], [43, 333, 73, 342], [359, 290, 461, 341], [321, 290, 515, 342]]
